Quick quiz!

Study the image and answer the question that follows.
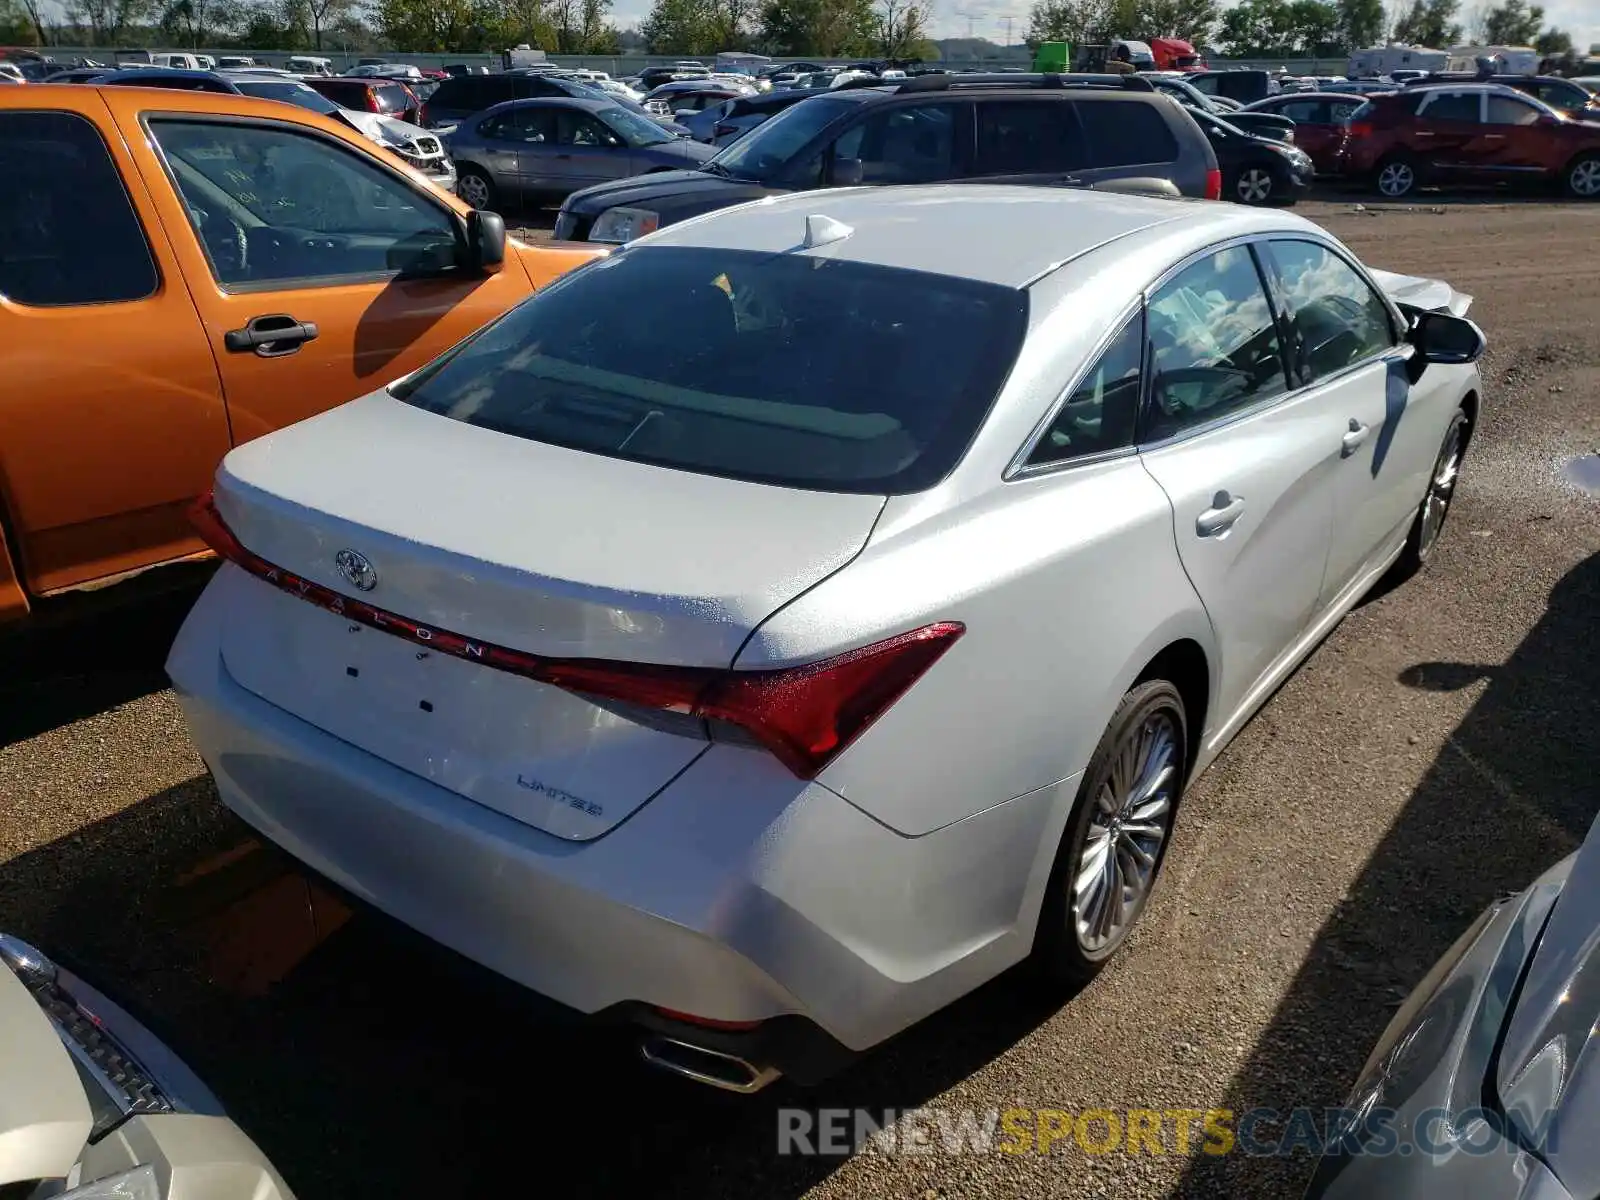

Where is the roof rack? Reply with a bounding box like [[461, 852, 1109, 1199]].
[[895, 71, 1155, 94]]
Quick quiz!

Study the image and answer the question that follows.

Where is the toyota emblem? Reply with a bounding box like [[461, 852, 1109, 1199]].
[[335, 549, 378, 592]]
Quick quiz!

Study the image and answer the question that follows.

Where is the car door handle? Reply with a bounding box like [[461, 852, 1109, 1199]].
[[1414, 130, 1435, 137], [1196, 491, 1246, 537], [1482, 134, 1505, 140], [1342, 419, 1371, 456], [224, 314, 319, 358]]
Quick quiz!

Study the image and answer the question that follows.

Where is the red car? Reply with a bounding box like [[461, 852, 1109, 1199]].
[[1338, 83, 1600, 199], [304, 76, 421, 125], [1242, 92, 1366, 174]]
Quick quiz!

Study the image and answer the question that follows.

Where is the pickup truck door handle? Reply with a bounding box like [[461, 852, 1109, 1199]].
[[1196, 491, 1246, 537], [1342, 418, 1371, 456], [224, 314, 320, 358]]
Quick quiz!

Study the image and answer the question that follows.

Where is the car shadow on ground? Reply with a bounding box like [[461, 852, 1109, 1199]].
[[1174, 549, 1600, 1197], [0, 576, 208, 746]]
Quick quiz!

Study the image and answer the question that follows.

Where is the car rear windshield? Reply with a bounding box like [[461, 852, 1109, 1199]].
[[373, 83, 411, 112], [392, 246, 1028, 494]]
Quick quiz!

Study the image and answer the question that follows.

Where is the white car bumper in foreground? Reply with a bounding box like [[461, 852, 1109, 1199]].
[[168, 574, 1069, 1078]]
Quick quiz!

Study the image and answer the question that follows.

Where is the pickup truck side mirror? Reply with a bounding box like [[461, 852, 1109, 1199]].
[[464, 208, 506, 274], [1405, 309, 1485, 381]]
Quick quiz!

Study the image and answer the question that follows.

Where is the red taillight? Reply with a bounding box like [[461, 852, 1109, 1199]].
[[189, 493, 963, 780], [1204, 168, 1222, 201], [654, 1007, 763, 1031], [1346, 121, 1373, 138]]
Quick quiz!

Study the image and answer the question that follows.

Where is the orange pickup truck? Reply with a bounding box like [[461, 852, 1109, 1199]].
[[0, 84, 602, 626]]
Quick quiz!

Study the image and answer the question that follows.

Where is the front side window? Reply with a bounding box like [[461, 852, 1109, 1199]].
[[710, 95, 853, 182], [974, 101, 1085, 175], [150, 119, 459, 287], [1144, 245, 1287, 441], [1262, 239, 1395, 384], [828, 102, 959, 184], [0, 111, 158, 306], [1026, 311, 1142, 466], [392, 246, 1028, 494], [556, 110, 619, 148], [1485, 95, 1541, 125], [599, 105, 673, 147]]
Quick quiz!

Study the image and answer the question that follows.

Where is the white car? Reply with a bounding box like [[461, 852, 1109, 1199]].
[[169, 185, 1485, 1093]]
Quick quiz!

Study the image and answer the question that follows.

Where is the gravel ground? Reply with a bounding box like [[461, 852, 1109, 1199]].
[[2, 196, 1598, 1200]]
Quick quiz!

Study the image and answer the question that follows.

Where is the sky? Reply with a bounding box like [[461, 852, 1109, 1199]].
[[608, 0, 1599, 56]]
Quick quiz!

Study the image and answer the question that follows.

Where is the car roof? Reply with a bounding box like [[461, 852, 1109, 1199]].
[[641, 185, 1254, 288]]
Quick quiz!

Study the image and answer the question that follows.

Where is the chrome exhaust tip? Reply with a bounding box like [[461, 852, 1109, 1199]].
[[639, 1034, 783, 1094]]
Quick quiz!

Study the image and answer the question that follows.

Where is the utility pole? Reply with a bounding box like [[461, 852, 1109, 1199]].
[[1004, 16, 1013, 45], [967, 13, 975, 38]]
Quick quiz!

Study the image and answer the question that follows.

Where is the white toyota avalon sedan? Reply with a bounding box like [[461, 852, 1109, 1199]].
[[168, 185, 1485, 1093]]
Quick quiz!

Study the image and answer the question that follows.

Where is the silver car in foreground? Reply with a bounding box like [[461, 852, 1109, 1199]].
[[0, 935, 293, 1198], [1308, 808, 1600, 1199], [168, 186, 1485, 1092]]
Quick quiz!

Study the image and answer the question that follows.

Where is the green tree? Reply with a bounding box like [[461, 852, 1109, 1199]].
[[376, 0, 492, 51], [1336, 0, 1384, 47], [1390, 0, 1460, 45], [0, 0, 36, 41], [758, 0, 874, 55], [640, 0, 716, 52], [1026, 0, 1107, 47], [1481, 0, 1540, 43], [874, 0, 929, 56], [67, 0, 156, 44], [1026, 0, 1216, 48], [1532, 25, 1569, 54]]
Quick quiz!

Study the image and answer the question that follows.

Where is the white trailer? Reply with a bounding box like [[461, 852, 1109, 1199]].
[[1346, 44, 1449, 77], [1446, 45, 1541, 74]]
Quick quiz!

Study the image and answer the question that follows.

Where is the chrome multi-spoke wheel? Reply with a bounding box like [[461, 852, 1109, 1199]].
[[1567, 155, 1600, 199], [457, 170, 493, 211], [1072, 711, 1178, 954], [1376, 159, 1415, 198], [1418, 415, 1464, 557], [1236, 168, 1274, 205], [1393, 407, 1470, 581], [1037, 679, 1188, 985]]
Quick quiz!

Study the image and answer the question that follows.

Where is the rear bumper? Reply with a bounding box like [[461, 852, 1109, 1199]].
[[167, 578, 1066, 1058]]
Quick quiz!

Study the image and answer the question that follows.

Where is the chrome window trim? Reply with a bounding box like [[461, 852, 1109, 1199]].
[[1005, 296, 1144, 481]]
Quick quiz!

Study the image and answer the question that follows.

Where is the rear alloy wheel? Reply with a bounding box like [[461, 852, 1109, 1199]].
[[1234, 166, 1276, 205], [1375, 155, 1417, 198], [1565, 153, 1600, 199], [1035, 680, 1188, 986], [456, 167, 496, 212]]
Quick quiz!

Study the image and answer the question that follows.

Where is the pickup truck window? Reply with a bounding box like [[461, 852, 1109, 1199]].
[[0, 111, 159, 307], [149, 119, 461, 288]]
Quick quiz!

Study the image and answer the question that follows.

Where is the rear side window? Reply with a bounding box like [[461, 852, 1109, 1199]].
[[393, 246, 1029, 494], [431, 78, 477, 109], [1076, 100, 1179, 166], [1027, 310, 1142, 466], [0, 111, 158, 306], [1420, 92, 1480, 122], [974, 101, 1085, 174]]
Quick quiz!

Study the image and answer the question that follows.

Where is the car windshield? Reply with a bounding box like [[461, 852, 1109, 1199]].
[[392, 246, 1028, 494], [708, 95, 852, 181], [233, 80, 340, 115], [601, 104, 674, 146]]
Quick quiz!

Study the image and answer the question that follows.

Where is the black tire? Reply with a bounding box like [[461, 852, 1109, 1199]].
[[1034, 680, 1188, 987], [1373, 152, 1418, 199], [1231, 162, 1281, 206], [1563, 152, 1600, 200], [1392, 407, 1470, 581], [456, 166, 497, 212]]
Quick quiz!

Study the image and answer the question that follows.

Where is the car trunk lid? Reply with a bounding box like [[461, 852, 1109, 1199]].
[[207, 391, 885, 839]]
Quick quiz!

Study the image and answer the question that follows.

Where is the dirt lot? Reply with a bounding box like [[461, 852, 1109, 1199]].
[[2, 197, 1598, 1200]]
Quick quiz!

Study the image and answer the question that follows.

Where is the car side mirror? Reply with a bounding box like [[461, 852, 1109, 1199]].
[[673, 108, 695, 119], [464, 208, 506, 274], [833, 156, 864, 185], [1405, 309, 1485, 380]]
